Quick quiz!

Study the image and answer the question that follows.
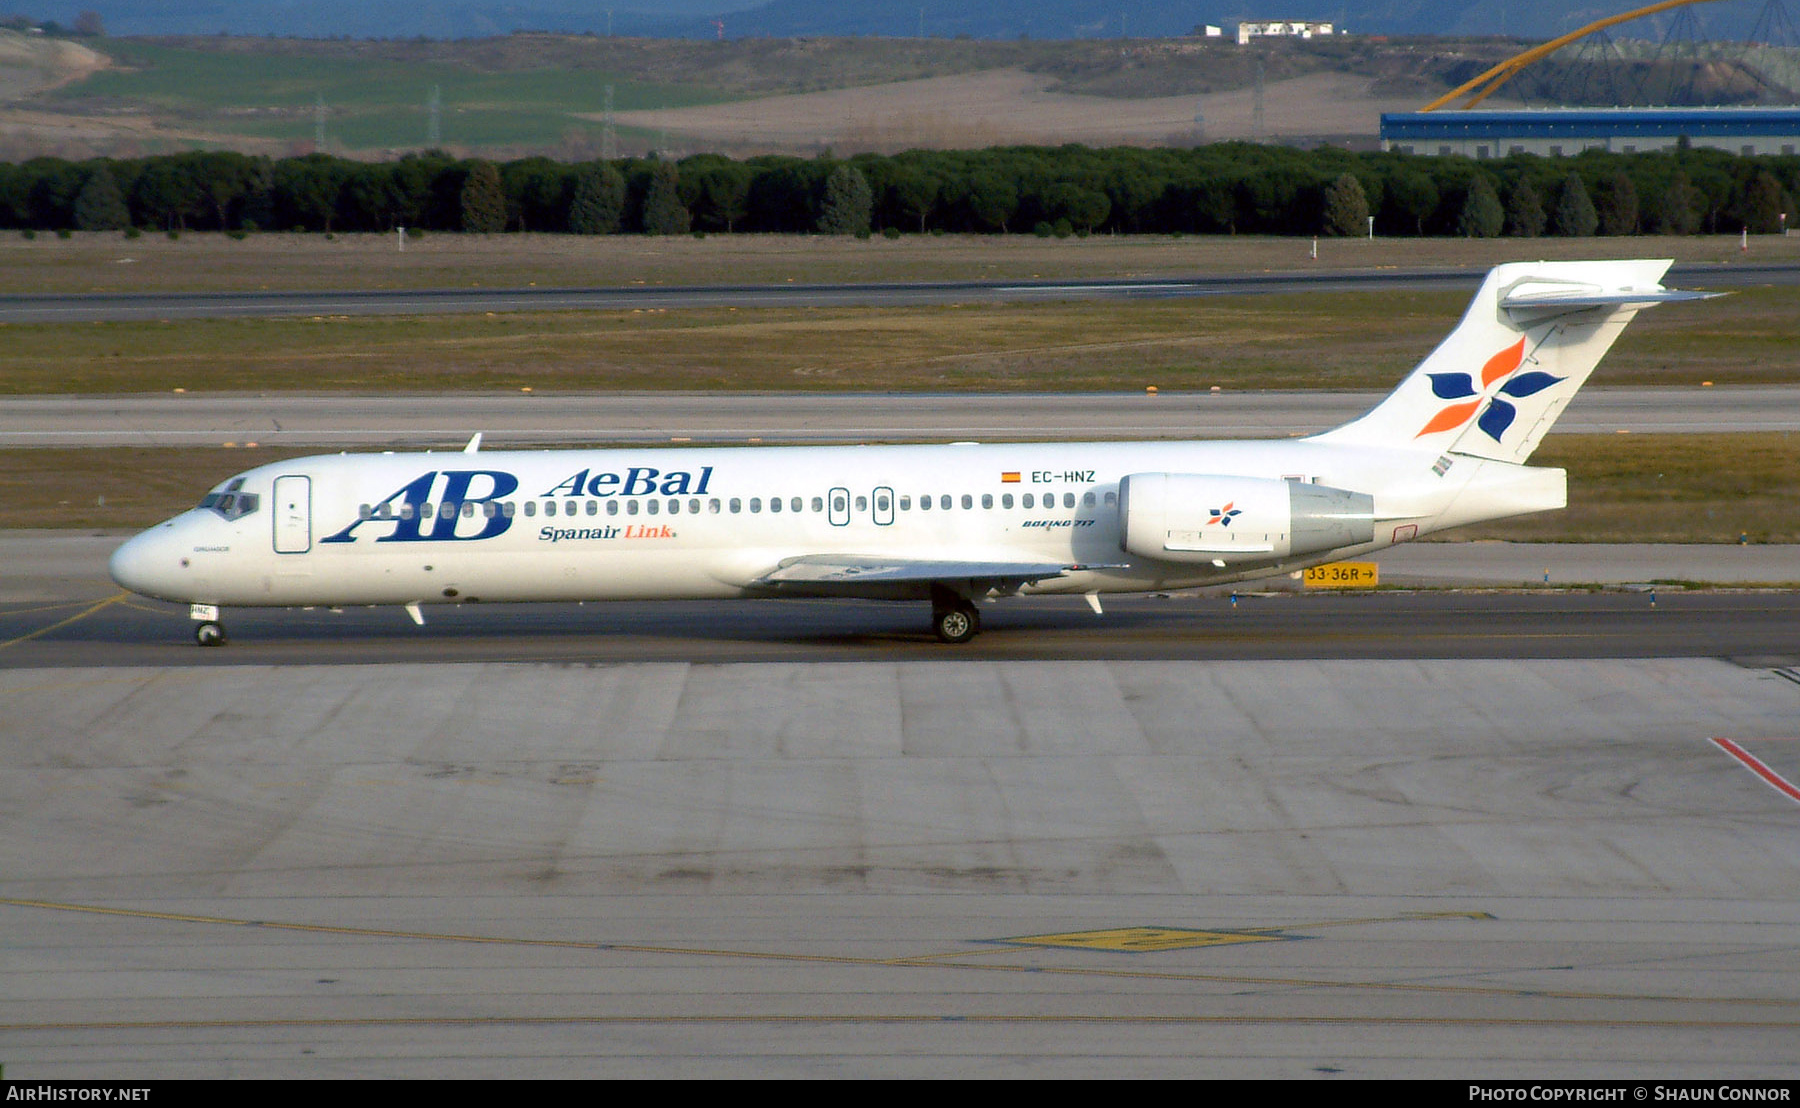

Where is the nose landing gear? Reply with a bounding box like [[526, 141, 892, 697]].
[[190, 603, 226, 647]]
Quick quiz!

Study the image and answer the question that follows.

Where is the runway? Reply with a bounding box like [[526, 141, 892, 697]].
[[4, 650, 1799, 1076], [4, 534, 1800, 1076], [2, 261, 1796, 323], [5, 385, 1795, 448]]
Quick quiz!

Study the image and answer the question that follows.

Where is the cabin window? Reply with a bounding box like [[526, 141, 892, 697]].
[[484, 502, 497, 518], [790, 497, 802, 513], [981, 494, 993, 509], [811, 496, 824, 513], [1002, 493, 1014, 509], [876, 492, 891, 513], [856, 495, 868, 512], [626, 500, 639, 516], [918, 495, 931, 511], [749, 498, 762, 513], [958, 494, 971, 510], [1022, 493, 1034, 509], [833, 494, 848, 514], [1083, 491, 1096, 507], [769, 497, 781, 513], [461, 502, 475, 518], [1103, 491, 1117, 506], [543, 501, 557, 518], [939, 495, 951, 511], [606, 500, 619, 516], [899, 495, 911, 511], [523, 502, 536, 517], [501, 501, 515, 518], [376, 502, 394, 519], [667, 499, 680, 515], [1063, 492, 1075, 509], [647, 499, 660, 515], [586, 500, 598, 516], [709, 498, 721, 513], [401, 503, 416, 520], [358, 504, 372, 519], [729, 498, 742, 513], [689, 499, 701, 514]]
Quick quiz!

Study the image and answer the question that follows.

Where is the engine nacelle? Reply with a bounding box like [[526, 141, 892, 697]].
[[1118, 473, 1375, 565]]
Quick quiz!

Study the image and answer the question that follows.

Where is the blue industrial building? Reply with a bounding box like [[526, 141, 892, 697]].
[[1380, 108, 1800, 158]]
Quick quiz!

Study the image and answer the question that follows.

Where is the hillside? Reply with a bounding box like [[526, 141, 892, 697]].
[[35, 0, 1799, 41], [5, 30, 1796, 160]]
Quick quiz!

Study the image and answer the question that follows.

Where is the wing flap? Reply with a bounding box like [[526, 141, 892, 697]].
[[757, 555, 1074, 589]]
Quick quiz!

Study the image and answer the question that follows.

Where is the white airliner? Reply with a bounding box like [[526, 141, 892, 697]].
[[110, 260, 1707, 645]]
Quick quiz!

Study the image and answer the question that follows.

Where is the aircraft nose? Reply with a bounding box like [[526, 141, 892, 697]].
[[109, 523, 189, 601]]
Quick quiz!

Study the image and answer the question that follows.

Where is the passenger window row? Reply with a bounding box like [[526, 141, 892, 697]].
[[356, 489, 1118, 520]]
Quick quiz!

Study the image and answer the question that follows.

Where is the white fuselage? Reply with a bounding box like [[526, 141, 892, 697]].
[[107, 437, 1562, 610]]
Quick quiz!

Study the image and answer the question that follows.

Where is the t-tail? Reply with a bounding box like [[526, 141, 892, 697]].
[[1314, 259, 1710, 464]]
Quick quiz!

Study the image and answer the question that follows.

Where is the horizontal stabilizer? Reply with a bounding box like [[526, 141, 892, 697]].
[[1501, 285, 1720, 319]]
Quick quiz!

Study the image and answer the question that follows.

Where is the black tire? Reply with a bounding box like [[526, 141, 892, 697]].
[[932, 605, 979, 644], [194, 621, 227, 647]]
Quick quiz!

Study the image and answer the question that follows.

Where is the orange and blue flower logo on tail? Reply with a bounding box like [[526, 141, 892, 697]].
[[1415, 337, 1563, 442]]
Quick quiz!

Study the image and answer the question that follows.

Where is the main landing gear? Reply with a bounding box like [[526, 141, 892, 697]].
[[930, 586, 980, 644], [190, 603, 227, 647]]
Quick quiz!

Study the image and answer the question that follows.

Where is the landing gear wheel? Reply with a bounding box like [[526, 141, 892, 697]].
[[932, 603, 979, 644], [194, 621, 227, 647]]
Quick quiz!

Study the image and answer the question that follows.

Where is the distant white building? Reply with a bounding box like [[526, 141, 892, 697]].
[[1202, 25, 1223, 37], [1237, 21, 1338, 45]]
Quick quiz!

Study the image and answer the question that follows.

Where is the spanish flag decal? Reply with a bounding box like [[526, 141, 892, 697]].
[[1001, 472, 1021, 483]]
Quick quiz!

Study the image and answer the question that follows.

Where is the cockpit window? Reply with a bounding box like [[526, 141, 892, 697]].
[[199, 489, 260, 520]]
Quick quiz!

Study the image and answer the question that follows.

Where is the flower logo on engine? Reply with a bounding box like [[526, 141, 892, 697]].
[[1415, 337, 1564, 442], [1208, 502, 1241, 526]]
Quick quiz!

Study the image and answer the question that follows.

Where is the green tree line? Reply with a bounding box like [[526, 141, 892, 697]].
[[3, 144, 1795, 238]]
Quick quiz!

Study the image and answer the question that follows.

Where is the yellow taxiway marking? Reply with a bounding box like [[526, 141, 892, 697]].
[[994, 926, 1290, 952], [0, 591, 128, 651], [3, 896, 1795, 1012]]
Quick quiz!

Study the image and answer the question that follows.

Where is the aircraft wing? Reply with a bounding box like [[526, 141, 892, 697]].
[[754, 554, 1076, 596]]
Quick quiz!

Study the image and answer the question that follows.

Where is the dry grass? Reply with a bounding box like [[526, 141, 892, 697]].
[[1, 281, 1792, 394], [1438, 433, 1800, 544], [5, 230, 1794, 295], [6, 433, 1793, 541]]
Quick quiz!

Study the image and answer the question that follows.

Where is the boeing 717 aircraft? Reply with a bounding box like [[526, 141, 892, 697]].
[[109, 260, 1707, 645]]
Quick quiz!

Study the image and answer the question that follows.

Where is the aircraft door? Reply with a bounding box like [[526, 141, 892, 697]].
[[272, 475, 312, 554], [828, 487, 850, 527], [872, 486, 894, 526]]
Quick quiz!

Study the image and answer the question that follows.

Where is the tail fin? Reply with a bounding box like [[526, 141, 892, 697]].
[[1314, 260, 1710, 464]]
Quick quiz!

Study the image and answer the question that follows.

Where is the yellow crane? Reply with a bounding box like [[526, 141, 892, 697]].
[[1421, 0, 1730, 111]]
